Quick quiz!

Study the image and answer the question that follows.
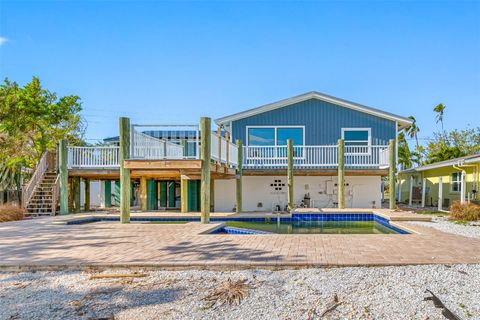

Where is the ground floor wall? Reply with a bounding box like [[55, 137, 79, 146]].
[[214, 175, 382, 212]]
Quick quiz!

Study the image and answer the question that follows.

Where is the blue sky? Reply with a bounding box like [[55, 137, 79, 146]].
[[1, 1, 479, 145]]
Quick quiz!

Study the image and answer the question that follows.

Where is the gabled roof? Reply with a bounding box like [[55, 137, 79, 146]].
[[399, 154, 480, 173], [215, 91, 413, 128]]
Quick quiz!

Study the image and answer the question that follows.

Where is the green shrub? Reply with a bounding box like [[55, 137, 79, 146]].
[[0, 203, 25, 222], [449, 201, 480, 221]]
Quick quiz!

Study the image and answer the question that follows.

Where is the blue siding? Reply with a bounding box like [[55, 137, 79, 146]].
[[232, 98, 396, 145]]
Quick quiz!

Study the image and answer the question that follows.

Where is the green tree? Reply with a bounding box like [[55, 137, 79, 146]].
[[397, 131, 413, 169], [423, 128, 480, 164], [433, 103, 446, 136], [405, 115, 423, 165], [0, 77, 85, 188]]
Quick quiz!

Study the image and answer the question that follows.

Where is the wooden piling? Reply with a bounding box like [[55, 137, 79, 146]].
[[235, 139, 243, 213], [119, 117, 131, 223], [389, 139, 396, 210], [140, 176, 147, 211], [287, 139, 294, 211], [58, 139, 69, 215], [338, 139, 345, 209], [72, 176, 80, 213], [181, 176, 188, 213], [200, 117, 211, 223]]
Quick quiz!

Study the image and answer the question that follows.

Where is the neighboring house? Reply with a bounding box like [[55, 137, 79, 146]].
[[398, 154, 480, 210], [213, 91, 412, 211]]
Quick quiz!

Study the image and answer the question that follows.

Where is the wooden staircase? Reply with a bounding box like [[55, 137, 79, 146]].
[[22, 152, 60, 216], [25, 171, 58, 215]]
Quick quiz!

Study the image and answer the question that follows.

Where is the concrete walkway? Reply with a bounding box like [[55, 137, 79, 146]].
[[0, 210, 479, 269]]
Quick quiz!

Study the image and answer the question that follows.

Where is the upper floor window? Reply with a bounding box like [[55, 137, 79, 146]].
[[341, 128, 371, 146], [247, 126, 304, 146]]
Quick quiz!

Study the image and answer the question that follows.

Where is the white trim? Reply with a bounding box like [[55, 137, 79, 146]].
[[245, 125, 305, 147], [215, 91, 413, 127], [341, 128, 371, 155]]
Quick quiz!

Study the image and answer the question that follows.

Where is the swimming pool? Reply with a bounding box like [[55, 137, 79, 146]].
[[65, 213, 409, 234]]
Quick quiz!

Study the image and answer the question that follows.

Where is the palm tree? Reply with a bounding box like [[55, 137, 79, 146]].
[[434, 103, 446, 135], [406, 116, 420, 150]]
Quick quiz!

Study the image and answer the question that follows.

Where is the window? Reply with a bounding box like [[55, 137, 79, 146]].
[[451, 172, 461, 192], [247, 128, 275, 146], [341, 128, 371, 154], [247, 126, 304, 146]]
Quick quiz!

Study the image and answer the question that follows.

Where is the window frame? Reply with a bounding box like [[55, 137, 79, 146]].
[[245, 125, 305, 159], [451, 172, 461, 193], [341, 128, 372, 155]]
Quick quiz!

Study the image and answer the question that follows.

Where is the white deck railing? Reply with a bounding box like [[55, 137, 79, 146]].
[[68, 146, 120, 168], [131, 130, 185, 160], [243, 145, 390, 168], [211, 132, 239, 166]]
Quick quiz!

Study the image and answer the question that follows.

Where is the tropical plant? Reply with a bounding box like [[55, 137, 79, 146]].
[[405, 115, 423, 165], [397, 132, 412, 169], [449, 201, 480, 221], [433, 103, 446, 136]]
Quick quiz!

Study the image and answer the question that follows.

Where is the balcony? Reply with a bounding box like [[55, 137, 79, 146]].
[[242, 145, 390, 169]]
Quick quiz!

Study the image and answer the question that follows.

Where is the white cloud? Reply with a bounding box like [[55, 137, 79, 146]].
[[0, 37, 8, 46]]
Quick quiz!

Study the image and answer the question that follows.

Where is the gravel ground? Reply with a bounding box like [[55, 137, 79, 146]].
[[1, 265, 479, 320], [412, 216, 480, 239]]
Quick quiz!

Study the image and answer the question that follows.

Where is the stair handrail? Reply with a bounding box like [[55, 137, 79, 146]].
[[51, 174, 60, 215], [22, 151, 50, 208]]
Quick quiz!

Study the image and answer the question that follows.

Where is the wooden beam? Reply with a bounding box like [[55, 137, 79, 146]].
[[124, 159, 202, 170], [210, 178, 215, 212], [242, 169, 390, 176], [217, 126, 221, 165], [200, 117, 211, 223], [140, 176, 147, 211], [236, 139, 243, 213], [287, 139, 294, 211], [338, 139, 345, 209], [58, 139, 69, 215], [389, 139, 396, 210], [119, 117, 131, 223], [84, 178, 90, 212], [225, 131, 230, 166]]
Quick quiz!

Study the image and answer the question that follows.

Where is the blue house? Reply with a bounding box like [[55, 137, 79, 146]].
[[213, 91, 412, 211]]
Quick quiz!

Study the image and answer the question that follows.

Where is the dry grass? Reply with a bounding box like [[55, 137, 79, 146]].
[[449, 201, 480, 221], [0, 203, 25, 222], [203, 278, 249, 308]]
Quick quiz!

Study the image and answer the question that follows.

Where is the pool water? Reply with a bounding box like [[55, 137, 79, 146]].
[[223, 220, 398, 234]]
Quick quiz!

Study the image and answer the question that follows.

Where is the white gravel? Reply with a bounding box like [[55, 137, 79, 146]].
[[412, 216, 480, 239], [1, 265, 479, 320]]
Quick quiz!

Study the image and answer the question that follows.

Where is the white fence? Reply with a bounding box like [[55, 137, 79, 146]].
[[68, 146, 120, 168], [243, 145, 390, 168]]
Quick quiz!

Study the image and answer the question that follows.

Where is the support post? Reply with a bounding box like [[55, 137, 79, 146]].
[[236, 139, 243, 213], [389, 139, 396, 210], [287, 139, 294, 211], [225, 131, 230, 167], [460, 171, 466, 204], [100, 181, 105, 208], [398, 179, 402, 202], [409, 175, 414, 206], [217, 126, 221, 165], [140, 176, 147, 211], [210, 178, 215, 212], [84, 178, 90, 212], [200, 117, 211, 223], [119, 117, 131, 223], [58, 139, 69, 215], [421, 178, 426, 207], [181, 175, 188, 213], [337, 139, 345, 209], [72, 176, 80, 213], [438, 176, 443, 211]]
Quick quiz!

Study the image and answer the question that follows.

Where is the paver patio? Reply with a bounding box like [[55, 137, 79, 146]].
[[1, 210, 479, 269]]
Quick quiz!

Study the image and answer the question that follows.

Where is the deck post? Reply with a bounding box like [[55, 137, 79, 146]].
[[389, 139, 396, 210], [217, 126, 221, 165], [438, 176, 443, 211], [84, 178, 90, 212], [210, 178, 215, 212], [287, 139, 294, 211], [72, 176, 80, 213], [337, 139, 345, 209], [140, 176, 147, 211], [200, 117, 211, 223], [119, 117, 131, 223], [58, 139, 69, 215], [225, 131, 230, 166], [236, 139, 243, 213], [181, 175, 188, 213]]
